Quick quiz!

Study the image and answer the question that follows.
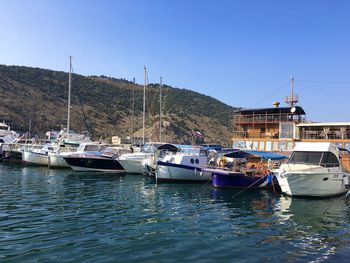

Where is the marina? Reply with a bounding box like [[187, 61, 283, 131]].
[[2, 1, 350, 261], [1, 163, 350, 262]]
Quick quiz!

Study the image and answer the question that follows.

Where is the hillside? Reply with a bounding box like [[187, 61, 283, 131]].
[[0, 64, 237, 146]]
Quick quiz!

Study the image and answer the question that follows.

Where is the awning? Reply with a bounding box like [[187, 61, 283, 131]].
[[224, 150, 288, 160]]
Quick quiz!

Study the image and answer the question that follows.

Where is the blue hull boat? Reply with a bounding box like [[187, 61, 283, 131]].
[[207, 169, 277, 189]]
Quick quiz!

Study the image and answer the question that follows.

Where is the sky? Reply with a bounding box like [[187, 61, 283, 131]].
[[1, 0, 350, 121]]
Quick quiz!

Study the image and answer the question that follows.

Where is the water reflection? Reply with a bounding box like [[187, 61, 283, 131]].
[[210, 187, 350, 261]]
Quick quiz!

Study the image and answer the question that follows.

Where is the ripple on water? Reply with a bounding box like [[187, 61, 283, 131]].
[[1, 165, 350, 262]]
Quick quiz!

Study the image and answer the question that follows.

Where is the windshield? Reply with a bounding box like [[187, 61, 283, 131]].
[[288, 151, 339, 167]]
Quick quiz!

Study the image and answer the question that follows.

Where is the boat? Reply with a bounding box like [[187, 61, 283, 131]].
[[118, 142, 165, 174], [22, 143, 60, 165], [154, 144, 219, 182], [48, 142, 106, 168], [1, 138, 35, 163], [203, 150, 287, 189], [63, 147, 131, 172], [276, 142, 350, 197], [0, 122, 19, 157]]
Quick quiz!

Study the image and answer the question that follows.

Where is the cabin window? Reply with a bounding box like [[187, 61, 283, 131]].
[[320, 152, 340, 167], [233, 141, 245, 149], [287, 142, 294, 151], [279, 142, 286, 151], [259, 141, 265, 151], [288, 151, 323, 165], [190, 159, 194, 164], [85, 145, 100, 151], [252, 141, 259, 150], [272, 142, 279, 151], [266, 141, 272, 151], [245, 141, 252, 150], [195, 159, 199, 164]]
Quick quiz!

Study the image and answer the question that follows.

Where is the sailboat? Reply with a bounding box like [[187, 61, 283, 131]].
[[23, 57, 89, 166]]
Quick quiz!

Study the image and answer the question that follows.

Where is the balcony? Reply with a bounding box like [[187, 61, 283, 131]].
[[234, 113, 306, 125]]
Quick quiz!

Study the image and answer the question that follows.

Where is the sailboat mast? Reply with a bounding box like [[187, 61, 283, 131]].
[[143, 67, 146, 144], [159, 76, 162, 142], [132, 77, 135, 144], [291, 76, 294, 108], [67, 56, 72, 133]]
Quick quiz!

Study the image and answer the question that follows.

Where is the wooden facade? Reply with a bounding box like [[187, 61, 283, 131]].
[[231, 106, 350, 171]]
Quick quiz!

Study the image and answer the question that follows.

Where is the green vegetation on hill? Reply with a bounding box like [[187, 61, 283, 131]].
[[0, 64, 237, 146]]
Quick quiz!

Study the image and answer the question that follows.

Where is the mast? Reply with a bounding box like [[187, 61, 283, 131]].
[[291, 76, 294, 108], [159, 76, 162, 142], [67, 56, 72, 133], [143, 66, 147, 144], [132, 77, 135, 144]]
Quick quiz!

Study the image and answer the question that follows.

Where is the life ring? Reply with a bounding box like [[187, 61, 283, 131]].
[[257, 162, 266, 174], [264, 169, 271, 175]]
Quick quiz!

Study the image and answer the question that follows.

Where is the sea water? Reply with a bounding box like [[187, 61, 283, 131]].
[[0, 163, 350, 262]]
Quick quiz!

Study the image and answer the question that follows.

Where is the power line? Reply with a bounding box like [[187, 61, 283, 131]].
[[248, 80, 290, 107], [296, 79, 350, 85], [298, 85, 345, 97]]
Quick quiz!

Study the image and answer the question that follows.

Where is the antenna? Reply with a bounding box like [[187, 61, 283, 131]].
[[285, 76, 299, 107]]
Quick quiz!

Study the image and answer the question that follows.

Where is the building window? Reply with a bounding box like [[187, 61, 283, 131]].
[[280, 122, 294, 139]]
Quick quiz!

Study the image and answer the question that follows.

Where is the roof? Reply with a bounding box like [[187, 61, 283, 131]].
[[293, 142, 334, 152], [297, 122, 350, 127], [224, 150, 288, 160], [235, 106, 306, 115]]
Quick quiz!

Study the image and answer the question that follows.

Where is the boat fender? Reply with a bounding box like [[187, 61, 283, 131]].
[[257, 162, 265, 174]]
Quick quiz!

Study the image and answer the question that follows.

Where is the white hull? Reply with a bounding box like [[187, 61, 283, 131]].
[[48, 155, 70, 168], [277, 171, 349, 197], [118, 153, 151, 174], [70, 166, 125, 173], [156, 164, 210, 181], [22, 151, 48, 166]]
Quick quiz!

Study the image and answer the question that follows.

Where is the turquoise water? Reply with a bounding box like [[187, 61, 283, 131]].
[[1, 164, 350, 262]]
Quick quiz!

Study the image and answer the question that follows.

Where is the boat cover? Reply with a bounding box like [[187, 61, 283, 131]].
[[224, 150, 288, 160]]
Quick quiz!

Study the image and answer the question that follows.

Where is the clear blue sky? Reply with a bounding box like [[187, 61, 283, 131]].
[[1, 0, 349, 121]]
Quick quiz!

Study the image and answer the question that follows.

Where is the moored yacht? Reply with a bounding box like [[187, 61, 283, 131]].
[[154, 144, 216, 182], [48, 142, 107, 168], [276, 142, 350, 197], [22, 143, 59, 166], [63, 147, 131, 172], [118, 142, 164, 174]]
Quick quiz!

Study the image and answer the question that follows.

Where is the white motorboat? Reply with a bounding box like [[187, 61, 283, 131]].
[[118, 142, 164, 174], [276, 142, 350, 197], [0, 122, 19, 157], [48, 142, 107, 168], [22, 143, 59, 166], [155, 144, 212, 182], [63, 147, 131, 172]]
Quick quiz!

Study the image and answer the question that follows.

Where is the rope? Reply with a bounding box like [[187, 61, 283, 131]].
[[230, 173, 271, 199]]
